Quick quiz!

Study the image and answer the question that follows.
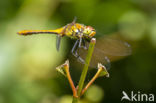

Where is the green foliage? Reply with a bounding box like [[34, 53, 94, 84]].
[[0, 0, 156, 103]]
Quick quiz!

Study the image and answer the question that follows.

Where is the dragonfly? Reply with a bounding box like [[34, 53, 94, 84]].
[[17, 18, 131, 69]]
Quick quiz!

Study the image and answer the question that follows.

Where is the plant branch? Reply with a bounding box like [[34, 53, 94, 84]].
[[81, 63, 109, 96], [77, 38, 96, 97], [64, 61, 78, 98], [56, 60, 77, 98]]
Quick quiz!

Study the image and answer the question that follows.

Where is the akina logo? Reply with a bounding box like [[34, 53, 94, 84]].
[[121, 91, 154, 102]]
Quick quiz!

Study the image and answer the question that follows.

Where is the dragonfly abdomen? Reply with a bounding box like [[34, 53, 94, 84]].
[[17, 28, 65, 36]]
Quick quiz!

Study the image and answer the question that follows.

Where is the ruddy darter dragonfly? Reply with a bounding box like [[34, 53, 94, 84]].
[[17, 18, 131, 69]]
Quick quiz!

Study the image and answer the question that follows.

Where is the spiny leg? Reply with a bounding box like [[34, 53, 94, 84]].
[[71, 39, 79, 56], [77, 56, 85, 64], [78, 37, 88, 49], [71, 39, 85, 64], [82, 38, 87, 50], [76, 38, 88, 64], [78, 37, 82, 48]]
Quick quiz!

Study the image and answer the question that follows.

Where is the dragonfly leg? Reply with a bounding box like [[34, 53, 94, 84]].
[[82, 38, 87, 50], [71, 40, 80, 59], [77, 56, 85, 64], [78, 37, 82, 48], [71, 39, 85, 64], [78, 37, 87, 49], [71, 40, 79, 54], [74, 48, 85, 64]]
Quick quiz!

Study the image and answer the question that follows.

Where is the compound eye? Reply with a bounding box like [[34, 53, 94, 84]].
[[86, 26, 94, 30], [89, 31, 96, 37]]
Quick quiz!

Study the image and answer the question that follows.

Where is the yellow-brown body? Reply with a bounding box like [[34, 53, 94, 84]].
[[17, 22, 96, 39]]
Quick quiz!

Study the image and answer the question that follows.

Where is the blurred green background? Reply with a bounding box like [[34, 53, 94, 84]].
[[0, 0, 156, 103]]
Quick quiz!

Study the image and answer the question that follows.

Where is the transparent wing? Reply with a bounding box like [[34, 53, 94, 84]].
[[77, 35, 131, 68], [77, 44, 111, 69], [95, 36, 131, 56]]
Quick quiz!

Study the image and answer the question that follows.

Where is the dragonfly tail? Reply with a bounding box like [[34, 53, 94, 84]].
[[17, 30, 60, 35], [17, 28, 64, 36]]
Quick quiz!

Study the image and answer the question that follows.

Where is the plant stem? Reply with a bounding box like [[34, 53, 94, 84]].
[[80, 67, 102, 96], [64, 61, 77, 98], [77, 38, 96, 96], [72, 38, 96, 103], [72, 97, 78, 103]]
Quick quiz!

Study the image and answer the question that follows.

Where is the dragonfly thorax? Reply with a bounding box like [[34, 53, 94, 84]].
[[64, 23, 96, 39]]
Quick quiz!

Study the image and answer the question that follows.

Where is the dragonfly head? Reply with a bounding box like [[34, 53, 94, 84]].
[[83, 26, 96, 38]]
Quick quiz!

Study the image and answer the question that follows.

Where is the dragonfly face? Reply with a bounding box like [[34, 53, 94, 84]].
[[83, 26, 96, 38]]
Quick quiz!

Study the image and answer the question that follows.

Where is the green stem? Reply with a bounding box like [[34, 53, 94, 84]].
[[72, 38, 96, 103], [80, 66, 103, 96], [72, 97, 78, 103]]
